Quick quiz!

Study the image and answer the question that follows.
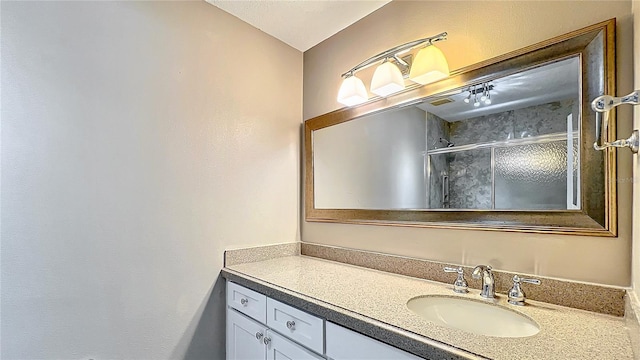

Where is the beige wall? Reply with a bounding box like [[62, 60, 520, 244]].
[[1, 1, 301, 359], [303, 1, 634, 286]]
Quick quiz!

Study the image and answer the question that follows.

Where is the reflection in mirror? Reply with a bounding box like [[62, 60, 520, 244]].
[[313, 57, 581, 210]]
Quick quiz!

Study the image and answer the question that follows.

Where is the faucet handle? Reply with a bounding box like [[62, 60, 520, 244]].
[[520, 277, 541, 285], [508, 275, 540, 306], [444, 266, 463, 274], [444, 266, 468, 293]]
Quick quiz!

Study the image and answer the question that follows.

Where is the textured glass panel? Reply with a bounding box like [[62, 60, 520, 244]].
[[494, 140, 579, 210]]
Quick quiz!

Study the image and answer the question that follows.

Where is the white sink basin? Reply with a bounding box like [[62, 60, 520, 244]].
[[407, 295, 540, 338]]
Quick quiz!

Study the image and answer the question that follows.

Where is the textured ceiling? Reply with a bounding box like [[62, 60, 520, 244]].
[[206, 0, 391, 51]]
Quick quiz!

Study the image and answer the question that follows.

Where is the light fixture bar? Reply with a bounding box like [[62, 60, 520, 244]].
[[470, 84, 494, 95], [337, 31, 449, 107], [340, 32, 447, 78]]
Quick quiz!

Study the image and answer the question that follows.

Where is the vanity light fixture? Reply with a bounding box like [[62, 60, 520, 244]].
[[337, 32, 449, 107]]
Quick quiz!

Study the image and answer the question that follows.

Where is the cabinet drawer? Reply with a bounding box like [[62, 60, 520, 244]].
[[227, 282, 267, 323], [326, 322, 421, 360], [266, 298, 324, 355]]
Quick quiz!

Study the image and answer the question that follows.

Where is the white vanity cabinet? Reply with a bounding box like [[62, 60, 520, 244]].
[[227, 309, 322, 360], [226, 282, 324, 360], [226, 281, 421, 360]]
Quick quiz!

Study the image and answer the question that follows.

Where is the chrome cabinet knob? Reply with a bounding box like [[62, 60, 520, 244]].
[[263, 336, 271, 345], [240, 298, 248, 306], [286, 320, 296, 330], [255, 332, 263, 340]]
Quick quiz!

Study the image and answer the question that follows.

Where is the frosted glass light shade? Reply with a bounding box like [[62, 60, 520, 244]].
[[409, 45, 450, 85], [370, 61, 405, 97], [337, 75, 368, 106]]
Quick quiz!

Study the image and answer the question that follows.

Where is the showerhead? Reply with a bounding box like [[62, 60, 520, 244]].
[[439, 138, 455, 147]]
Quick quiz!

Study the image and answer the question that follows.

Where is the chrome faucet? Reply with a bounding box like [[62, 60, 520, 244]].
[[472, 265, 495, 299]]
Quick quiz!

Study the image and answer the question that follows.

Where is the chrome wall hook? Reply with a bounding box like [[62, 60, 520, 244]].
[[591, 90, 640, 154], [591, 90, 639, 112], [593, 129, 639, 153]]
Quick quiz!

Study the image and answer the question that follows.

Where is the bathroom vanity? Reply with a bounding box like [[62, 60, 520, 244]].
[[226, 282, 421, 360], [222, 244, 635, 360]]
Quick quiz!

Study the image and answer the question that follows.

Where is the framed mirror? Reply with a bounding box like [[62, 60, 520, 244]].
[[304, 19, 617, 236]]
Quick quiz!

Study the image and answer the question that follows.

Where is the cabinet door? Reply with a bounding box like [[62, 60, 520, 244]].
[[265, 330, 323, 360], [227, 308, 267, 360], [326, 322, 421, 360]]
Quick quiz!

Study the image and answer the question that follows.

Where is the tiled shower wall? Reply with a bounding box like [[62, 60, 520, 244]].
[[428, 99, 576, 209]]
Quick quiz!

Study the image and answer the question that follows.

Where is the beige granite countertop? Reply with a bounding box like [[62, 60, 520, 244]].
[[225, 255, 634, 360]]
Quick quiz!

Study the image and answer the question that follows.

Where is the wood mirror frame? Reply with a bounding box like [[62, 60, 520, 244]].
[[304, 19, 617, 237]]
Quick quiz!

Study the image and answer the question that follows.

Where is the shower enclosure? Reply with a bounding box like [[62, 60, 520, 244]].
[[426, 100, 580, 210]]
